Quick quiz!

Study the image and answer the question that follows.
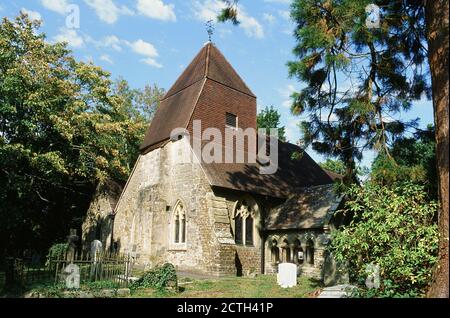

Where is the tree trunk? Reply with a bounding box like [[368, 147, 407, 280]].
[[425, 0, 449, 298]]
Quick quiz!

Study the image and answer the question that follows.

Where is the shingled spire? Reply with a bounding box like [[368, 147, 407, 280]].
[[140, 43, 256, 153]]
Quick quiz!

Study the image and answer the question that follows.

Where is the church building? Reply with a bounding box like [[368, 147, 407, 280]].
[[82, 43, 346, 282]]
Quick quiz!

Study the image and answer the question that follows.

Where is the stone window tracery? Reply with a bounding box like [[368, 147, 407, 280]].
[[234, 200, 255, 246], [271, 240, 280, 264], [173, 201, 186, 244], [306, 239, 314, 265], [281, 239, 291, 263], [293, 239, 304, 264]]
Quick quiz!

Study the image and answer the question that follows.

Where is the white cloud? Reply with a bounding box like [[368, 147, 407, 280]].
[[84, 0, 134, 24], [193, 0, 224, 21], [21, 8, 43, 22], [102, 35, 123, 51], [262, 13, 276, 24], [41, 0, 71, 15], [136, 0, 176, 22], [127, 39, 162, 68], [193, 0, 264, 39], [85, 34, 124, 51], [239, 12, 264, 38], [53, 28, 84, 48], [141, 57, 163, 68], [100, 54, 114, 64], [128, 39, 158, 57], [85, 35, 162, 68]]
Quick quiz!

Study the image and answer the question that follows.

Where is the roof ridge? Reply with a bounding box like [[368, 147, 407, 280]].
[[205, 42, 211, 78], [160, 77, 205, 101], [205, 76, 257, 98], [207, 44, 256, 98]]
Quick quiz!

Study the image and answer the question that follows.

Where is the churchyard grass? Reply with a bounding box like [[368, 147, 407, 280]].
[[131, 275, 322, 298]]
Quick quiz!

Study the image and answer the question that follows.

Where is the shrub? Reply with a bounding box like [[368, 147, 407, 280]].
[[45, 243, 68, 266], [330, 182, 439, 297], [130, 263, 177, 292]]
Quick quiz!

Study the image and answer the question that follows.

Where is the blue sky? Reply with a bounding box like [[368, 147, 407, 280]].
[[1, 0, 434, 168]]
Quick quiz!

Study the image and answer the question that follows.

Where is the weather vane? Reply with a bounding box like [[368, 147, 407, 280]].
[[206, 19, 215, 42]]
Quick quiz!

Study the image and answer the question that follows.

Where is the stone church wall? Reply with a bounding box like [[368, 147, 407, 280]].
[[112, 139, 237, 276], [265, 230, 330, 280]]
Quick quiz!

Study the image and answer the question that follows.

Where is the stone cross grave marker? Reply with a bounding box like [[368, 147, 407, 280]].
[[277, 263, 297, 288]]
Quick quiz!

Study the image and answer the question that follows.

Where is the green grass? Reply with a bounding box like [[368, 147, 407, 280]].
[[1, 271, 322, 298], [131, 275, 322, 298]]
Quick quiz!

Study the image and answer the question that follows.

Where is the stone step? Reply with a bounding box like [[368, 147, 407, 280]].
[[317, 285, 356, 298]]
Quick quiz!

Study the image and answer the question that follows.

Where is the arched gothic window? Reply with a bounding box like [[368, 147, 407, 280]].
[[293, 239, 304, 264], [306, 239, 314, 265], [281, 239, 291, 263], [234, 200, 255, 246], [271, 240, 280, 264], [173, 201, 186, 244]]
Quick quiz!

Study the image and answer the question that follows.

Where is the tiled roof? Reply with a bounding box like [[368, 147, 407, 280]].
[[265, 184, 343, 230], [140, 43, 255, 153], [201, 140, 334, 198]]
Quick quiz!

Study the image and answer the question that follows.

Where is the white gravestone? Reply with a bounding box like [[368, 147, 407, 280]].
[[64, 264, 80, 289], [277, 263, 297, 288], [90, 240, 103, 261], [90, 240, 103, 279]]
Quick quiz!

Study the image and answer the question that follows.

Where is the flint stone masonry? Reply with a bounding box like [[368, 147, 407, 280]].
[[112, 139, 236, 276]]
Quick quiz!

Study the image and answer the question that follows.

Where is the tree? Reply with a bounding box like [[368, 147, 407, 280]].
[[219, 0, 448, 297], [331, 182, 439, 297], [0, 14, 163, 256], [257, 106, 286, 141], [111, 78, 165, 172], [319, 159, 346, 175], [424, 0, 449, 298], [371, 125, 437, 198]]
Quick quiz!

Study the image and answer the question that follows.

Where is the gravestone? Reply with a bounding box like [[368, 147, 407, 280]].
[[64, 263, 80, 289], [90, 240, 103, 261], [277, 263, 297, 288], [90, 240, 103, 279]]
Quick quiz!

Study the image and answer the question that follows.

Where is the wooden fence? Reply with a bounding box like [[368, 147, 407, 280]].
[[4, 251, 135, 288], [4, 258, 52, 287], [48, 250, 135, 288]]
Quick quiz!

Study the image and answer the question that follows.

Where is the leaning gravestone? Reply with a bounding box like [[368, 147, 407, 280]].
[[64, 263, 80, 289], [277, 263, 297, 288]]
